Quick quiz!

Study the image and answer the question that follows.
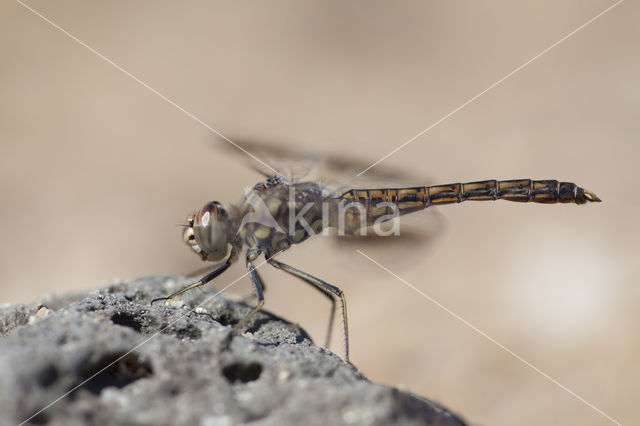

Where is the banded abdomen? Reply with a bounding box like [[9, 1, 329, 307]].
[[337, 179, 600, 233]]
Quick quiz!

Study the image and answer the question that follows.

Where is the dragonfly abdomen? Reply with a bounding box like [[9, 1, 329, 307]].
[[338, 179, 600, 230], [426, 179, 601, 205]]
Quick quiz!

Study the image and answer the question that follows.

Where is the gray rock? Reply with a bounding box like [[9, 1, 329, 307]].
[[0, 276, 468, 426]]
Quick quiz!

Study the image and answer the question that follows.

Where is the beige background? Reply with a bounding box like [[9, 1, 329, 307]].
[[1, 1, 638, 425]]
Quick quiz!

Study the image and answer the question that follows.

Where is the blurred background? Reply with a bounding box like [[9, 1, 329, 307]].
[[1, 1, 637, 424]]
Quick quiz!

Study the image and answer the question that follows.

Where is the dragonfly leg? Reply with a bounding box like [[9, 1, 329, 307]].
[[184, 263, 219, 279], [151, 249, 236, 305], [239, 278, 266, 304], [266, 259, 336, 349], [233, 259, 265, 332], [267, 258, 349, 364]]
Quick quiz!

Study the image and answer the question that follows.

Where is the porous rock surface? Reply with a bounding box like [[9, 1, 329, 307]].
[[0, 277, 467, 426]]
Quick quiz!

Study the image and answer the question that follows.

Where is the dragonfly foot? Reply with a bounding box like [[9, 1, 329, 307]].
[[150, 295, 180, 306]]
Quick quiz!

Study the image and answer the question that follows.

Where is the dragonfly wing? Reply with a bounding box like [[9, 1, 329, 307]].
[[211, 136, 431, 187]]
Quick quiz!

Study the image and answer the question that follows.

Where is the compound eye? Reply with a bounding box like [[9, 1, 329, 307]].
[[196, 202, 225, 228], [193, 201, 229, 261]]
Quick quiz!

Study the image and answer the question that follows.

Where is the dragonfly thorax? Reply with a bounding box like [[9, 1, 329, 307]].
[[184, 201, 233, 261]]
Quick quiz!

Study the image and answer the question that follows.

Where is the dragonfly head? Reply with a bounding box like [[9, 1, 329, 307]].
[[184, 201, 231, 261]]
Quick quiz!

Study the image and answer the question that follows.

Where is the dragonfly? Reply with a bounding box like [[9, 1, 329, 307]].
[[152, 157, 601, 363]]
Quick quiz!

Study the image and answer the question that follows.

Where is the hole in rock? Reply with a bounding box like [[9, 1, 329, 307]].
[[73, 352, 152, 396], [110, 312, 143, 332], [222, 362, 262, 384]]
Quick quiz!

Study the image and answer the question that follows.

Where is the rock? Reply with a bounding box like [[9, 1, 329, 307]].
[[0, 276, 467, 426]]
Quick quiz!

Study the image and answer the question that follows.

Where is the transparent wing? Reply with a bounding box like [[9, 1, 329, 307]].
[[211, 136, 431, 192]]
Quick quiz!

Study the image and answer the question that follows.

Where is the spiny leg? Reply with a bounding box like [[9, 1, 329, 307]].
[[150, 250, 235, 305], [233, 258, 266, 332], [184, 263, 218, 279], [267, 258, 349, 363]]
